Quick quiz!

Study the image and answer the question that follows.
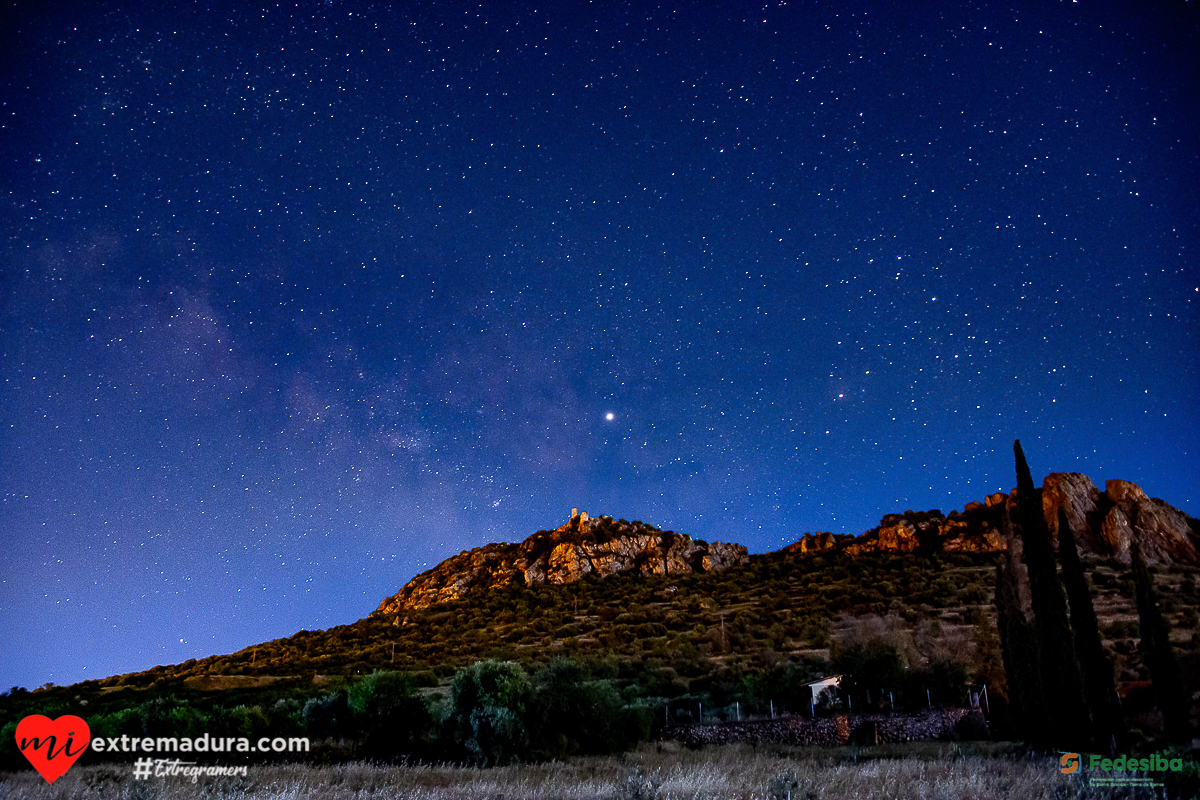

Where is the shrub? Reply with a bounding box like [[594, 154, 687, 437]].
[[527, 658, 646, 758], [799, 618, 831, 647], [833, 641, 906, 710], [348, 671, 432, 760], [301, 690, 351, 739], [441, 660, 530, 766]]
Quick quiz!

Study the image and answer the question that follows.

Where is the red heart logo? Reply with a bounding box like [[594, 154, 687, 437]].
[[15, 715, 91, 783]]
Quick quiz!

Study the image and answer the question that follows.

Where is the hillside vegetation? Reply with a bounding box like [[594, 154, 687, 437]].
[[4, 536, 1199, 769]]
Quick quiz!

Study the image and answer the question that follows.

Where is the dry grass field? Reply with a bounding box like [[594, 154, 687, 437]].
[[0, 742, 1166, 800]]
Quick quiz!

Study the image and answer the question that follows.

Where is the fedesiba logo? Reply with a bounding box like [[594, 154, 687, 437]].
[[1061, 750, 1184, 779], [1086, 753, 1184, 773]]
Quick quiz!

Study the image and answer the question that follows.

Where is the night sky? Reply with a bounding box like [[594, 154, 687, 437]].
[[2, 1, 1197, 692]]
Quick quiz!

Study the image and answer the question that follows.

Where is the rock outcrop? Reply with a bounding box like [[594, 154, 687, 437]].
[[1103, 479, 1200, 565], [781, 532, 851, 555], [1041, 472, 1107, 553], [377, 475, 1195, 616], [375, 513, 749, 614], [781, 474, 1198, 567], [832, 505, 1007, 558]]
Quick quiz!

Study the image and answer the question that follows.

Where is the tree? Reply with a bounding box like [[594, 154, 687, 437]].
[[1131, 540, 1191, 743], [832, 639, 906, 710], [923, 657, 970, 707], [1012, 439, 1090, 749], [969, 609, 1006, 693], [527, 657, 642, 758], [441, 660, 530, 765], [348, 670, 432, 760], [993, 555, 1045, 741], [300, 690, 351, 740], [1057, 508, 1123, 752]]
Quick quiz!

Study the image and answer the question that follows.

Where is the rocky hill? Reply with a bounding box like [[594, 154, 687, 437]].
[[779, 473, 1199, 566], [375, 511, 750, 615], [376, 474, 1198, 617]]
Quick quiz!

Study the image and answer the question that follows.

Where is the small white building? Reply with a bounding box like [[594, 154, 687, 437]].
[[807, 675, 842, 704]]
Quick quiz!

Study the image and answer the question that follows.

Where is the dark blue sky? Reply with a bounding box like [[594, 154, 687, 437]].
[[2, 0, 1196, 691]]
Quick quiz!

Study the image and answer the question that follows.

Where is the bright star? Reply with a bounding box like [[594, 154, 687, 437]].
[[605, 412, 615, 421]]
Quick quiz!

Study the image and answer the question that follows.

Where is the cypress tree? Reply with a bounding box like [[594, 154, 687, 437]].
[[1130, 539, 1191, 743], [1012, 439, 1090, 749], [1057, 508, 1123, 752], [994, 557, 1046, 743]]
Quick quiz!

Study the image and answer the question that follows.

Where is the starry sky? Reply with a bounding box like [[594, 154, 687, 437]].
[[2, 0, 1197, 692]]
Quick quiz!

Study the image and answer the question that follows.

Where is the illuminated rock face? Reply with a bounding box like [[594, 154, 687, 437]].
[[375, 476, 1198, 615], [782, 473, 1198, 565], [1102, 479, 1200, 565], [1035, 475, 1198, 566], [781, 532, 850, 555], [1041, 472, 1107, 553], [374, 513, 750, 614]]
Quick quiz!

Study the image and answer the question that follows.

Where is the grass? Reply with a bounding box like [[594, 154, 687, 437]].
[[0, 742, 1151, 799]]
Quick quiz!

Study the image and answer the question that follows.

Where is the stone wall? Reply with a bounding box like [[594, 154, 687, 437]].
[[665, 708, 988, 747]]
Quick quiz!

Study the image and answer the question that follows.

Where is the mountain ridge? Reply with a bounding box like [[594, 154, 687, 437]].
[[375, 472, 1200, 616], [23, 470, 1193, 692]]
